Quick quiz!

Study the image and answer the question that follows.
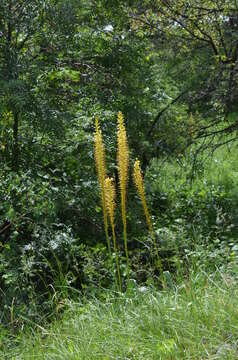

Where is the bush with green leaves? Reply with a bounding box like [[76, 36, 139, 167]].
[[144, 144, 238, 271], [0, 163, 111, 324]]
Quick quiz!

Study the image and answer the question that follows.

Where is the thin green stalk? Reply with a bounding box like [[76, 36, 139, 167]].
[[112, 224, 122, 292], [101, 187, 111, 257]]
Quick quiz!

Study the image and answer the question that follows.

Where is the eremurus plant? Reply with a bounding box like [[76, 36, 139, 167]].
[[117, 111, 130, 276], [94, 112, 162, 291], [104, 177, 122, 292], [94, 117, 111, 256], [133, 159, 163, 272]]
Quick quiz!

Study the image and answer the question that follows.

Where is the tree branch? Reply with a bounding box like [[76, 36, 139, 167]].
[[148, 89, 188, 136]]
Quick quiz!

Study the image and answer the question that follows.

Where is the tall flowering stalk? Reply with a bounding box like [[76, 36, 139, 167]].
[[104, 177, 122, 291], [94, 117, 111, 256], [133, 159, 162, 272], [117, 111, 130, 271]]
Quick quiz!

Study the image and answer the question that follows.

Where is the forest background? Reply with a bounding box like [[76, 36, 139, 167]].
[[0, 0, 238, 340]]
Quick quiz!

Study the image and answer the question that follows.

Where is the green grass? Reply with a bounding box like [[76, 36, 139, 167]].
[[4, 268, 238, 359], [147, 143, 238, 198]]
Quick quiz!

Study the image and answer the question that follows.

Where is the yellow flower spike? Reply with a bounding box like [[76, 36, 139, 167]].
[[117, 111, 130, 273], [133, 159, 162, 272], [104, 177, 116, 229], [94, 117, 111, 256], [104, 177, 122, 292]]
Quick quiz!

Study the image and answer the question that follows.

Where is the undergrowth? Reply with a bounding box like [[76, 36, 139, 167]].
[[1, 142, 238, 351], [4, 266, 238, 359]]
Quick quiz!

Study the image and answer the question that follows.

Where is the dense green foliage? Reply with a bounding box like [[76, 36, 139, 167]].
[[0, 1, 238, 355]]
